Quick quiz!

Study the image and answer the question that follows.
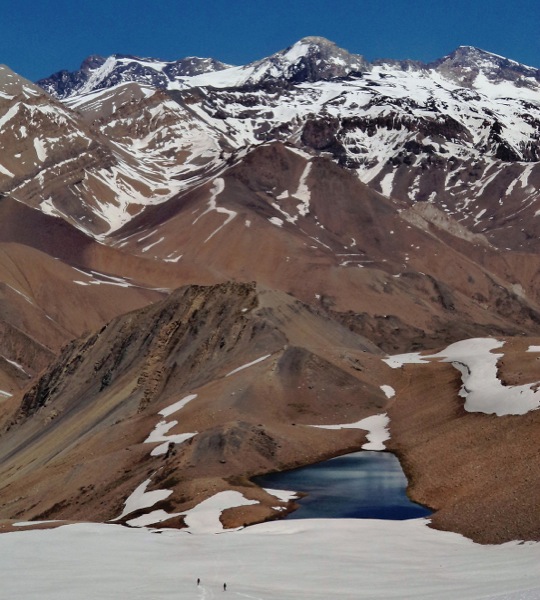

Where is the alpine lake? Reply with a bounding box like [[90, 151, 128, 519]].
[[254, 450, 431, 520]]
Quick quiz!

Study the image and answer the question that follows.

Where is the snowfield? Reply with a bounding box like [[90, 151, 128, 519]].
[[1, 519, 540, 599]]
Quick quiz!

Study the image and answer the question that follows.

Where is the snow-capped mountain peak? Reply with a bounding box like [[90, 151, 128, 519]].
[[241, 36, 369, 86], [38, 53, 231, 99], [431, 45, 540, 89]]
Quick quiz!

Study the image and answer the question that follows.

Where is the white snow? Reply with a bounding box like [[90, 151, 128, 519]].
[[2, 519, 539, 599], [125, 490, 259, 530], [385, 338, 540, 416], [282, 41, 311, 63], [226, 354, 271, 377], [192, 178, 237, 243], [163, 253, 183, 263], [380, 384, 396, 398], [1, 356, 29, 375], [383, 352, 430, 368], [159, 393, 198, 418], [144, 419, 196, 457], [182, 491, 258, 533], [33, 138, 47, 161], [113, 478, 172, 521], [313, 413, 390, 451], [0, 162, 14, 177], [358, 414, 391, 450], [141, 236, 164, 253], [33, 44, 540, 241], [126, 509, 182, 528], [379, 172, 395, 197], [432, 338, 540, 416], [0, 390, 13, 398], [268, 216, 284, 227], [73, 271, 134, 288], [264, 488, 299, 503], [0, 103, 19, 130], [293, 161, 312, 217], [12, 520, 63, 527], [527, 346, 540, 353], [145, 393, 198, 456]]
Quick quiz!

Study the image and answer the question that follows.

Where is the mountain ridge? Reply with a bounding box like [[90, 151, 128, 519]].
[[36, 37, 540, 99]]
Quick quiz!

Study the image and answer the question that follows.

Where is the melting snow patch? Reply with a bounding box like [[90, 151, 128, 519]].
[[127, 509, 181, 528], [0, 162, 14, 177], [163, 253, 183, 263], [383, 352, 430, 368], [182, 491, 258, 533], [385, 338, 540, 416], [1, 356, 29, 375], [113, 478, 173, 522], [268, 216, 284, 227], [313, 413, 390, 451], [33, 138, 47, 161], [527, 346, 540, 353], [145, 420, 196, 456], [193, 178, 237, 243], [380, 385, 395, 399], [379, 172, 395, 197], [145, 393, 198, 456], [159, 393, 197, 418], [293, 161, 312, 217], [141, 236, 164, 253], [13, 520, 64, 527], [264, 488, 299, 503], [226, 354, 271, 377], [432, 338, 540, 416]]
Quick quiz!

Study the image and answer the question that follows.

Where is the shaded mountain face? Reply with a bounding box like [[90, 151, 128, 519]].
[[0, 38, 539, 543], [37, 54, 230, 99]]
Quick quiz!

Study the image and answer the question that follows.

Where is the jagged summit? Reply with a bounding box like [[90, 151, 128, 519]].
[[431, 45, 540, 88], [232, 36, 368, 87], [37, 53, 231, 99]]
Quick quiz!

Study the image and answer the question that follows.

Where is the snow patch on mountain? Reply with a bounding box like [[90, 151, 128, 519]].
[[313, 413, 390, 450], [113, 478, 173, 521], [385, 338, 540, 416]]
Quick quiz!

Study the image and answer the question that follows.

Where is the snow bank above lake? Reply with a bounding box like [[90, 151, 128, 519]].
[[312, 413, 390, 450]]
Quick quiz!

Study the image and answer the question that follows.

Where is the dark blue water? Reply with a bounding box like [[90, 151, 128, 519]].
[[254, 451, 430, 520]]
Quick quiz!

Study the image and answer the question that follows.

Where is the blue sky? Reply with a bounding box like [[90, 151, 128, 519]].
[[3, 0, 540, 81]]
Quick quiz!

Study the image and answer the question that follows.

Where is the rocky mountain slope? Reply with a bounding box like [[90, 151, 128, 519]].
[[30, 37, 540, 252], [0, 283, 384, 526], [0, 37, 538, 542]]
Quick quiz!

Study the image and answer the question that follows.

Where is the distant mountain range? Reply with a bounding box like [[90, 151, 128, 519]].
[[0, 37, 538, 544], [38, 37, 540, 98]]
